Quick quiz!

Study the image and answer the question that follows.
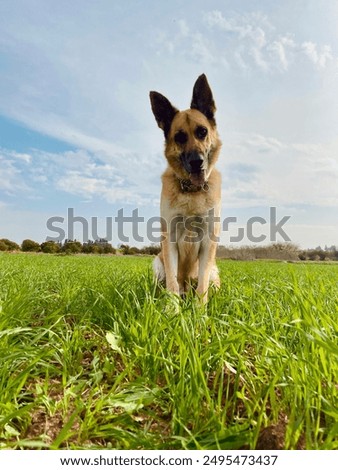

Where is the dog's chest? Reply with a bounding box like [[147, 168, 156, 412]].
[[161, 193, 217, 244], [174, 213, 208, 246], [167, 190, 214, 217]]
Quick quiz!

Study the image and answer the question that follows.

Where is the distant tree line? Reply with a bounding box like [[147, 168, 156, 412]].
[[0, 238, 161, 256], [216, 243, 338, 261], [298, 245, 338, 262], [1, 238, 338, 261]]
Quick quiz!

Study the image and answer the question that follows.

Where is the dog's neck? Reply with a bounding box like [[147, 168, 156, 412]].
[[177, 177, 209, 193]]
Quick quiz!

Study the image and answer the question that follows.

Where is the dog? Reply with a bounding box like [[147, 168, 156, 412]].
[[150, 74, 222, 303]]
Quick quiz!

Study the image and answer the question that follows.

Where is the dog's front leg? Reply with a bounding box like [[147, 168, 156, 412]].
[[162, 237, 179, 294], [196, 240, 218, 304], [196, 209, 220, 303]]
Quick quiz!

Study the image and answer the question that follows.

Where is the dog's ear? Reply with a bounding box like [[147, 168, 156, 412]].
[[150, 91, 178, 138], [190, 74, 216, 122]]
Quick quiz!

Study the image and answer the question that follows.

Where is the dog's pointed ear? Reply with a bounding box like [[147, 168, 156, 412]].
[[150, 91, 178, 138], [190, 74, 216, 122]]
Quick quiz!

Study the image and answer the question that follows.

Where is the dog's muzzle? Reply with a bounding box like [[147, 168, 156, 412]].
[[180, 151, 206, 186]]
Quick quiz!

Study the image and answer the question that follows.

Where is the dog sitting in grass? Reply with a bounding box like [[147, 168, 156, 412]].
[[149, 74, 222, 303]]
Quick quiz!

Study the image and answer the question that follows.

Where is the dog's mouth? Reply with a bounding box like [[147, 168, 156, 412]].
[[189, 170, 206, 187], [180, 151, 207, 187]]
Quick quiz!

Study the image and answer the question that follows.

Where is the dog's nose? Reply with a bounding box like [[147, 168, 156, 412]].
[[181, 151, 204, 173], [189, 157, 203, 173]]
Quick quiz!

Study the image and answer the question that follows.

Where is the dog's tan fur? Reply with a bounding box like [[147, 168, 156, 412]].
[[150, 74, 222, 303]]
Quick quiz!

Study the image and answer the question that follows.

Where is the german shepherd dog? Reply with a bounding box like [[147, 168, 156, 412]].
[[150, 74, 222, 303]]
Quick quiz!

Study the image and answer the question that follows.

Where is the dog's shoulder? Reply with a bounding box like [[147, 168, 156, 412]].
[[161, 167, 180, 202], [207, 168, 221, 196]]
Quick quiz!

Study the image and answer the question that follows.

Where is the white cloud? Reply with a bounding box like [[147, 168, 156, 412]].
[[301, 42, 333, 68], [285, 223, 338, 249], [0, 146, 163, 206], [53, 149, 162, 206], [220, 133, 338, 208], [202, 10, 336, 73], [244, 134, 284, 153], [155, 19, 216, 65], [204, 10, 272, 40], [56, 172, 151, 205], [0, 150, 31, 193], [268, 36, 296, 71], [178, 19, 189, 37], [9, 151, 32, 163]]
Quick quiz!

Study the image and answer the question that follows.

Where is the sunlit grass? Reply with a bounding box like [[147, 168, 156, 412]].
[[0, 253, 337, 449]]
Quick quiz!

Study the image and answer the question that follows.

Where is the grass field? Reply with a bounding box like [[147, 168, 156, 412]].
[[0, 252, 337, 450]]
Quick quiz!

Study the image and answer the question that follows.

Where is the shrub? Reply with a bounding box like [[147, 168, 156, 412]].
[[0, 238, 20, 251], [22, 239, 40, 252], [119, 244, 132, 255], [40, 241, 61, 254], [102, 243, 116, 254], [82, 242, 99, 254], [82, 241, 116, 254], [216, 243, 300, 261], [61, 240, 82, 254], [298, 251, 307, 261], [140, 245, 161, 255]]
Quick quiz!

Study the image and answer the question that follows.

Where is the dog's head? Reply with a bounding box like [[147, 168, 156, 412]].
[[150, 74, 221, 188]]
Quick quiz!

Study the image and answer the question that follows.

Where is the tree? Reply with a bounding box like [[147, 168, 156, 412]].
[[0, 239, 20, 251], [119, 245, 141, 255], [82, 242, 99, 254], [119, 244, 132, 255], [140, 245, 161, 255], [82, 240, 116, 254], [298, 251, 307, 261], [40, 241, 61, 253], [22, 239, 40, 252], [61, 240, 82, 254], [102, 243, 116, 254]]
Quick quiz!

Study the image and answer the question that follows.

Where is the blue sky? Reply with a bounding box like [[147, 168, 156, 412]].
[[1, 0, 338, 248]]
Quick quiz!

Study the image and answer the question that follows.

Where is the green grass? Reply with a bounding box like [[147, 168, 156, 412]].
[[0, 253, 337, 449]]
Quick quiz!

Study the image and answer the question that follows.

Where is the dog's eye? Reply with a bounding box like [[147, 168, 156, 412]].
[[195, 126, 208, 140], [174, 130, 188, 145]]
